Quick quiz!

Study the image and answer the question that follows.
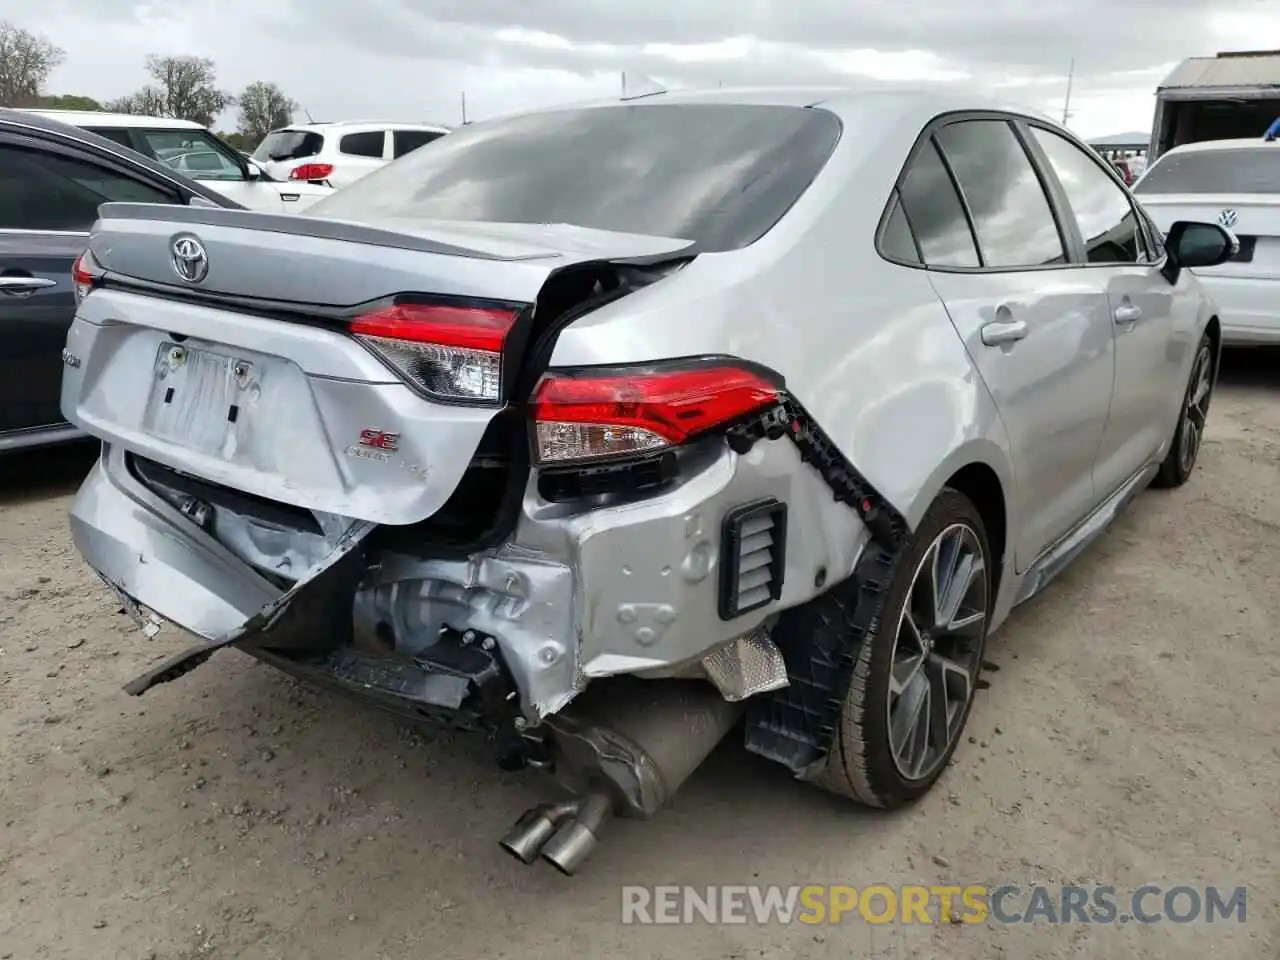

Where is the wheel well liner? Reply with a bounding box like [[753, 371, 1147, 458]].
[[943, 462, 1007, 606]]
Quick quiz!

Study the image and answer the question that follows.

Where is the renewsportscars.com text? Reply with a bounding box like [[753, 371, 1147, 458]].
[[620, 884, 1248, 925]]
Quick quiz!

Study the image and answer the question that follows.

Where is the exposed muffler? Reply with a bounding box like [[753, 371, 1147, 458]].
[[498, 678, 745, 875]]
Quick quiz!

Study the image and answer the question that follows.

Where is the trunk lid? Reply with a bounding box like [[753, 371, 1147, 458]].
[[1137, 193, 1280, 279], [63, 204, 692, 526]]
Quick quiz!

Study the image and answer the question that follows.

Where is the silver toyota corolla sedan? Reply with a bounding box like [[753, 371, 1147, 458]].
[[59, 87, 1233, 875]]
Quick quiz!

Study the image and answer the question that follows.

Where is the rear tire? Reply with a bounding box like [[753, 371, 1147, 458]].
[[815, 488, 991, 809], [1152, 332, 1214, 489]]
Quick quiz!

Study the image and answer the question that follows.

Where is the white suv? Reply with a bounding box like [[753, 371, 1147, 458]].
[[18, 110, 333, 213], [252, 121, 451, 188]]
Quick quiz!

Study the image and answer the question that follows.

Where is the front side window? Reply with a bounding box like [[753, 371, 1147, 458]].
[[132, 129, 245, 181], [309, 103, 843, 253], [0, 144, 173, 231], [934, 119, 1066, 267], [1030, 126, 1142, 264], [339, 131, 386, 158], [897, 140, 980, 267]]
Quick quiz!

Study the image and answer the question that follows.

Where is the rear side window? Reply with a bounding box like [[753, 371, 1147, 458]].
[[880, 193, 921, 263], [1030, 126, 1142, 264], [0, 144, 174, 231], [339, 131, 386, 158], [308, 103, 843, 253], [393, 129, 444, 158], [934, 120, 1066, 267], [898, 140, 980, 267], [1135, 149, 1280, 195], [253, 129, 324, 162]]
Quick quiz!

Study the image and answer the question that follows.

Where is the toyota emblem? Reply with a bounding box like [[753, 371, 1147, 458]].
[[170, 234, 209, 283], [1217, 208, 1238, 229]]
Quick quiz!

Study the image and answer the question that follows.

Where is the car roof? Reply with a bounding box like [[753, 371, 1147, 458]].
[[0, 108, 240, 208], [15, 108, 206, 130], [278, 120, 452, 133], [1156, 137, 1278, 157]]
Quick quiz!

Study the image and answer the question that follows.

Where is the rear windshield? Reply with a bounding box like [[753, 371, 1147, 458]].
[[306, 103, 843, 252], [1134, 149, 1280, 195], [253, 129, 324, 162]]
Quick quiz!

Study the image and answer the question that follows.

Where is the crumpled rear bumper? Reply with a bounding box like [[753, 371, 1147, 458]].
[[71, 434, 870, 724]]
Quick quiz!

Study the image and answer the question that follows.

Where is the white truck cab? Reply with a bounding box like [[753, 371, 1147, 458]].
[[18, 109, 333, 212]]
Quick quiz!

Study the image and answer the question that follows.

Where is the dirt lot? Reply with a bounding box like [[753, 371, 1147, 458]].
[[1, 353, 1277, 960]]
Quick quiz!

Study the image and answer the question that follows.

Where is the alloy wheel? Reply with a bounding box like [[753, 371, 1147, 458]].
[[1180, 346, 1213, 474], [887, 522, 988, 782]]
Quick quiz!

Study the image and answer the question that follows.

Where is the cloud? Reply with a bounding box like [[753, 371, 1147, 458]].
[[4, 0, 1279, 136]]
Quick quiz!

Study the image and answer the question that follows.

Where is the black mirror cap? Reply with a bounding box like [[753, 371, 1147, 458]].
[[1167, 220, 1239, 270]]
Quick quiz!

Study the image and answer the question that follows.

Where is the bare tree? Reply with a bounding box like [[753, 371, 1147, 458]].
[[0, 21, 65, 107], [108, 54, 234, 127], [105, 88, 167, 116], [237, 81, 296, 145]]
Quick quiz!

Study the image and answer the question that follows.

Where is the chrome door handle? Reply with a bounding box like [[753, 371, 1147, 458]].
[[0, 276, 56, 294], [981, 318, 1029, 346], [1113, 304, 1142, 324]]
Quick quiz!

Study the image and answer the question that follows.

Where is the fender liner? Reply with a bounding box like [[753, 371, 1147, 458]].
[[728, 396, 908, 776]]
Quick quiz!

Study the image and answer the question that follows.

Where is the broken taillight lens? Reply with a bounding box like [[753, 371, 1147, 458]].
[[529, 361, 781, 465], [72, 249, 104, 305], [349, 302, 522, 404]]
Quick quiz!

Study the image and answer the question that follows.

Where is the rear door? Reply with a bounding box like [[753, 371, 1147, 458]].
[[898, 115, 1117, 569], [0, 132, 181, 433], [1025, 123, 1191, 497], [334, 129, 390, 187]]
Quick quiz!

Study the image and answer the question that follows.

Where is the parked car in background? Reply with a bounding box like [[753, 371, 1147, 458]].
[[62, 88, 1233, 876], [0, 108, 240, 454], [17, 110, 332, 213], [252, 120, 451, 188], [1134, 136, 1280, 345]]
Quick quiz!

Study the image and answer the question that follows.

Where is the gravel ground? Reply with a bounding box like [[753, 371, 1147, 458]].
[[1, 351, 1277, 960]]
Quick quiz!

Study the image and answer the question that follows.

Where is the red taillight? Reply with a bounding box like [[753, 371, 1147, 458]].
[[289, 163, 334, 181], [349, 302, 522, 404], [530, 363, 781, 465], [72, 250, 103, 304]]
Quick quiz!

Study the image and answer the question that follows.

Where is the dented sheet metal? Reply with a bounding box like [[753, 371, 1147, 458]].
[[122, 520, 376, 696]]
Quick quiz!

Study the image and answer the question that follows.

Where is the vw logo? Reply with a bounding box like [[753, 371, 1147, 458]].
[[170, 234, 209, 283], [1217, 208, 1238, 229]]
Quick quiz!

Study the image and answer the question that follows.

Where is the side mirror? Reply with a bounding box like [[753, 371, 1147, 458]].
[[243, 158, 265, 180], [1161, 220, 1238, 282]]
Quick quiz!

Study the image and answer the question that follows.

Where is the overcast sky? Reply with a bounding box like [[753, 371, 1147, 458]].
[[5, 0, 1280, 137]]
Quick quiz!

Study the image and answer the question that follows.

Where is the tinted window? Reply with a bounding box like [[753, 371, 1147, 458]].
[[898, 140, 979, 267], [393, 129, 444, 158], [84, 127, 136, 149], [1031, 126, 1142, 264], [1135, 149, 1280, 195], [339, 131, 385, 158], [881, 193, 920, 263], [0, 144, 173, 231], [253, 129, 324, 162], [308, 104, 843, 253], [934, 120, 1066, 267]]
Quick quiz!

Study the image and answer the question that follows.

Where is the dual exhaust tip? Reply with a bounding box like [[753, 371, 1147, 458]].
[[499, 790, 612, 876]]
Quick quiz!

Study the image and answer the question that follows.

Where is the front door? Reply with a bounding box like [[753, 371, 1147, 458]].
[[1025, 124, 1189, 498], [0, 136, 180, 434], [897, 117, 1117, 569]]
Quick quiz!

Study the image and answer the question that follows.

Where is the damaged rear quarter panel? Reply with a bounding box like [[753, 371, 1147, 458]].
[[544, 106, 1016, 541]]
